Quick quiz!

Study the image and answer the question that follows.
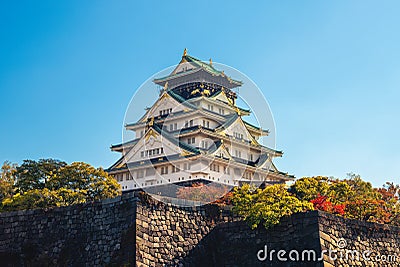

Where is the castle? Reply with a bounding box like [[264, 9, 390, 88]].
[[107, 49, 293, 194]]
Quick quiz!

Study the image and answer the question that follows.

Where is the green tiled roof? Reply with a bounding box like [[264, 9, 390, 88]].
[[153, 54, 242, 86], [215, 113, 239, 131], [166, 90, 198, 109], [243, 120, 269, 134], [152, 124, 200, 155], [111, 138, 140, 150], [184, 55, 223, 76]]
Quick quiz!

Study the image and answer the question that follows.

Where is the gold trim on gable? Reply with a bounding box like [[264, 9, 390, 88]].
[[145, 128, 158, 141]]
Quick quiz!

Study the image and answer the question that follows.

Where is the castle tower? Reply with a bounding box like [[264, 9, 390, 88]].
[[108, 50, 294, 192]]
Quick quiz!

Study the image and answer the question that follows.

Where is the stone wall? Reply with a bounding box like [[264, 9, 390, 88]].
[[0, 192, 399, 266], [318, 212, 400, 266], [135, 196, 322, 267], [0, 193, 138, 266]]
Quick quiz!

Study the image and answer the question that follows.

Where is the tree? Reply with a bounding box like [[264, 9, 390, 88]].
[[1, 159, 121, 212], [289, 176, 330, 201], [376, 182, 399, 226], [236, 175, 400, 229], [15, 159, 66, 193], [51, 162, 121, 202], [231, 183, 313, 229], [0, 161, 17, 202], [176, 182, 230, 203], [340, 174, 387, 222], [310, 194, 345, 215], [291, 174, 399, 225]]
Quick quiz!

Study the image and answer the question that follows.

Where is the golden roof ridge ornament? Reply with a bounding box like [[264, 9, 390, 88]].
[[236, 106, 241, 116], [209, 58, 213, 66], [183, 48, 187, 57]]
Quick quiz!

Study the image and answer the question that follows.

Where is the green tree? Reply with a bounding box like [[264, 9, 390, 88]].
[[231, 183, 313, 229], [289, 176, 330, 201], [51, 162, 121, 202], [1, 159, 121, 212], [0, 161, 17, 201], [15, 159, 66, 193]]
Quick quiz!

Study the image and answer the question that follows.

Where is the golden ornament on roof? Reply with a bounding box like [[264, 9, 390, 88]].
[[191, 88, 200, 95], [236, 107, 241, 116]]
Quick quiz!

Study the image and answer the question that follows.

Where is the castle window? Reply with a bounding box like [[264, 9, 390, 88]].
[[183, 163, 191, 170], [172, 165, 180, 173], [161, 109, 172, 116], [188, 137, 195, 144], [189, 119, 193, 127], [210, 164, 220, 172], [201, 140, 208, 149], [235, 150, 241, 158], [174, 123, 177, 130], [224, 167, 230, 174], [244, 172, 252, 179], [160, 166, 169, 175], [234, 132, 244, 140], [219, 108, 224, 115], [144, 147, 164, 158], [170, 124, 173, 131], [203, 120, 210, 128]]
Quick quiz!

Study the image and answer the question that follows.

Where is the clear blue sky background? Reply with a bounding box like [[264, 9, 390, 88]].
[[1, 1, 399, 186]]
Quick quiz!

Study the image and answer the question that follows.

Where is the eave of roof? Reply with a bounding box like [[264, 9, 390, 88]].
[[110, 138, 140, 151], [243, 120, 270, 135]]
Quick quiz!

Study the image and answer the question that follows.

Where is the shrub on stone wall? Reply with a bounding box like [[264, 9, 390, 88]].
[[291, 175, 400, 226], [232, 175, 399, 229], [231, 183, 313, 229]]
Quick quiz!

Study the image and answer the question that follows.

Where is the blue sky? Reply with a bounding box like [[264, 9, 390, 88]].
[[1, 1, 399, 186]]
